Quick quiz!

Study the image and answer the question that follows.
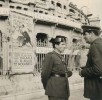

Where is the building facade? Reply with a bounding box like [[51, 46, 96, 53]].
[[0, 0, 99, 100]]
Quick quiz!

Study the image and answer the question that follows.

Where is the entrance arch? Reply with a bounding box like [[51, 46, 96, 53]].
[[36, 33, 48, 47]]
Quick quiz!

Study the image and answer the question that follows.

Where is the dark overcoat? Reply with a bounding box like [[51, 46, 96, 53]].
[[41, 51, 72, 98], [81, 38, 102, 99]]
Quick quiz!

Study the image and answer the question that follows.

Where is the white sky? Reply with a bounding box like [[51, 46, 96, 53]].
[[69, 0, 102, 28]]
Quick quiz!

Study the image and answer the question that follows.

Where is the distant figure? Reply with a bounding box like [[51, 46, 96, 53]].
[[0, 55, 3, 75], [79, 25, 102, 100], [72, 38, 81, 68]]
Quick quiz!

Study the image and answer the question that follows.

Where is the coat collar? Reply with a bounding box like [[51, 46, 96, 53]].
[[91, 37, 102, 45], [53, 50, 62, 59]]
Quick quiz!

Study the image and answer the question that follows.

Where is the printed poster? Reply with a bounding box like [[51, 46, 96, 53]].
[[10, 11, 36, 73]]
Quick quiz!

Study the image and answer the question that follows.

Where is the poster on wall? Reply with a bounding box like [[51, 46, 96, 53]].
[[9, 11, 36, 73]]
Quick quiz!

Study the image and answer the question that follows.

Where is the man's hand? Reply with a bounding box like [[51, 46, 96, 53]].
[[67, 71, 72, 77]]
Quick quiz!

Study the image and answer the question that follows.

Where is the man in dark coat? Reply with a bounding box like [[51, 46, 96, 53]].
[[79, 25, 102, 100], [41, 36, 72, 100]]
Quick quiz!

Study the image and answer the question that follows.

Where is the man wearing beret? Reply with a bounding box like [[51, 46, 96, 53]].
[[79, 25, 102, 100], [41, 36, 72, 100]]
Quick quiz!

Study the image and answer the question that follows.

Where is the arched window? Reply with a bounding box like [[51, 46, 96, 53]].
[[64, 5, 66, 10], [24, 8, 28, 11], [36, 33, 48, 47], [56, 3, 62, 13], [16, 6, 22, 9], [10, 5, 15, 8], [34, 9, 38, 12], [51, 1, 54, 5], [39, 11, 43, 13], [0, 4, 2, 7], [69, 9, 75, 13], [57, 3, 62, 8]]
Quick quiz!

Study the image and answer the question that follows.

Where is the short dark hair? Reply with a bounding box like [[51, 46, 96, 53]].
[[52, 42, 60, 48]]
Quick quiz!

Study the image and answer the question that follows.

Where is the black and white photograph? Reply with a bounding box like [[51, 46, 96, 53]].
[[0, 0, 102, 100]]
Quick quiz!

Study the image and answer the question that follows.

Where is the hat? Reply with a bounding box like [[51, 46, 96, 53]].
[[81, 25, 101, 34], [50, 36, 66, 43]]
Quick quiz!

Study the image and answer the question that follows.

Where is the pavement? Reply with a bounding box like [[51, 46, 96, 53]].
[[30, 72, 90, 100], [30, 88, 89, 100], [0, 72, 90, 100]]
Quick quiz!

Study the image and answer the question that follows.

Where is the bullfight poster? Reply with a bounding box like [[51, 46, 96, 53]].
[[9, 11, 36, 73]]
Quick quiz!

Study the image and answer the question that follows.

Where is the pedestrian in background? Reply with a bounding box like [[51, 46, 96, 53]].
[[0, 53, 3, 75], [79, 25, 102, 100], [41, 36, 72, 100]]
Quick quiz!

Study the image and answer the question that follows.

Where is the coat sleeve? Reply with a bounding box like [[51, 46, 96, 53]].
[[41, 53, 53, 89], [81, 43, 102, 77]]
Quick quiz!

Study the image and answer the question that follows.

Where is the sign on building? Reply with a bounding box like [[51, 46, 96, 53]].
[[9, 11, 36, 73]]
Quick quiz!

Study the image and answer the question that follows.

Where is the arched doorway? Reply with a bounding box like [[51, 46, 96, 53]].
[[36, 33, 48, 47]]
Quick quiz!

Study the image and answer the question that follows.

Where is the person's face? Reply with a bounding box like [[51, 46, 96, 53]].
[[55, 42, 66, 53], [83, 32, 92, 44]]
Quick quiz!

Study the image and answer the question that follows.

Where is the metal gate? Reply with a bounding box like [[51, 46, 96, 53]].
[[36, 52, 81, 73]]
